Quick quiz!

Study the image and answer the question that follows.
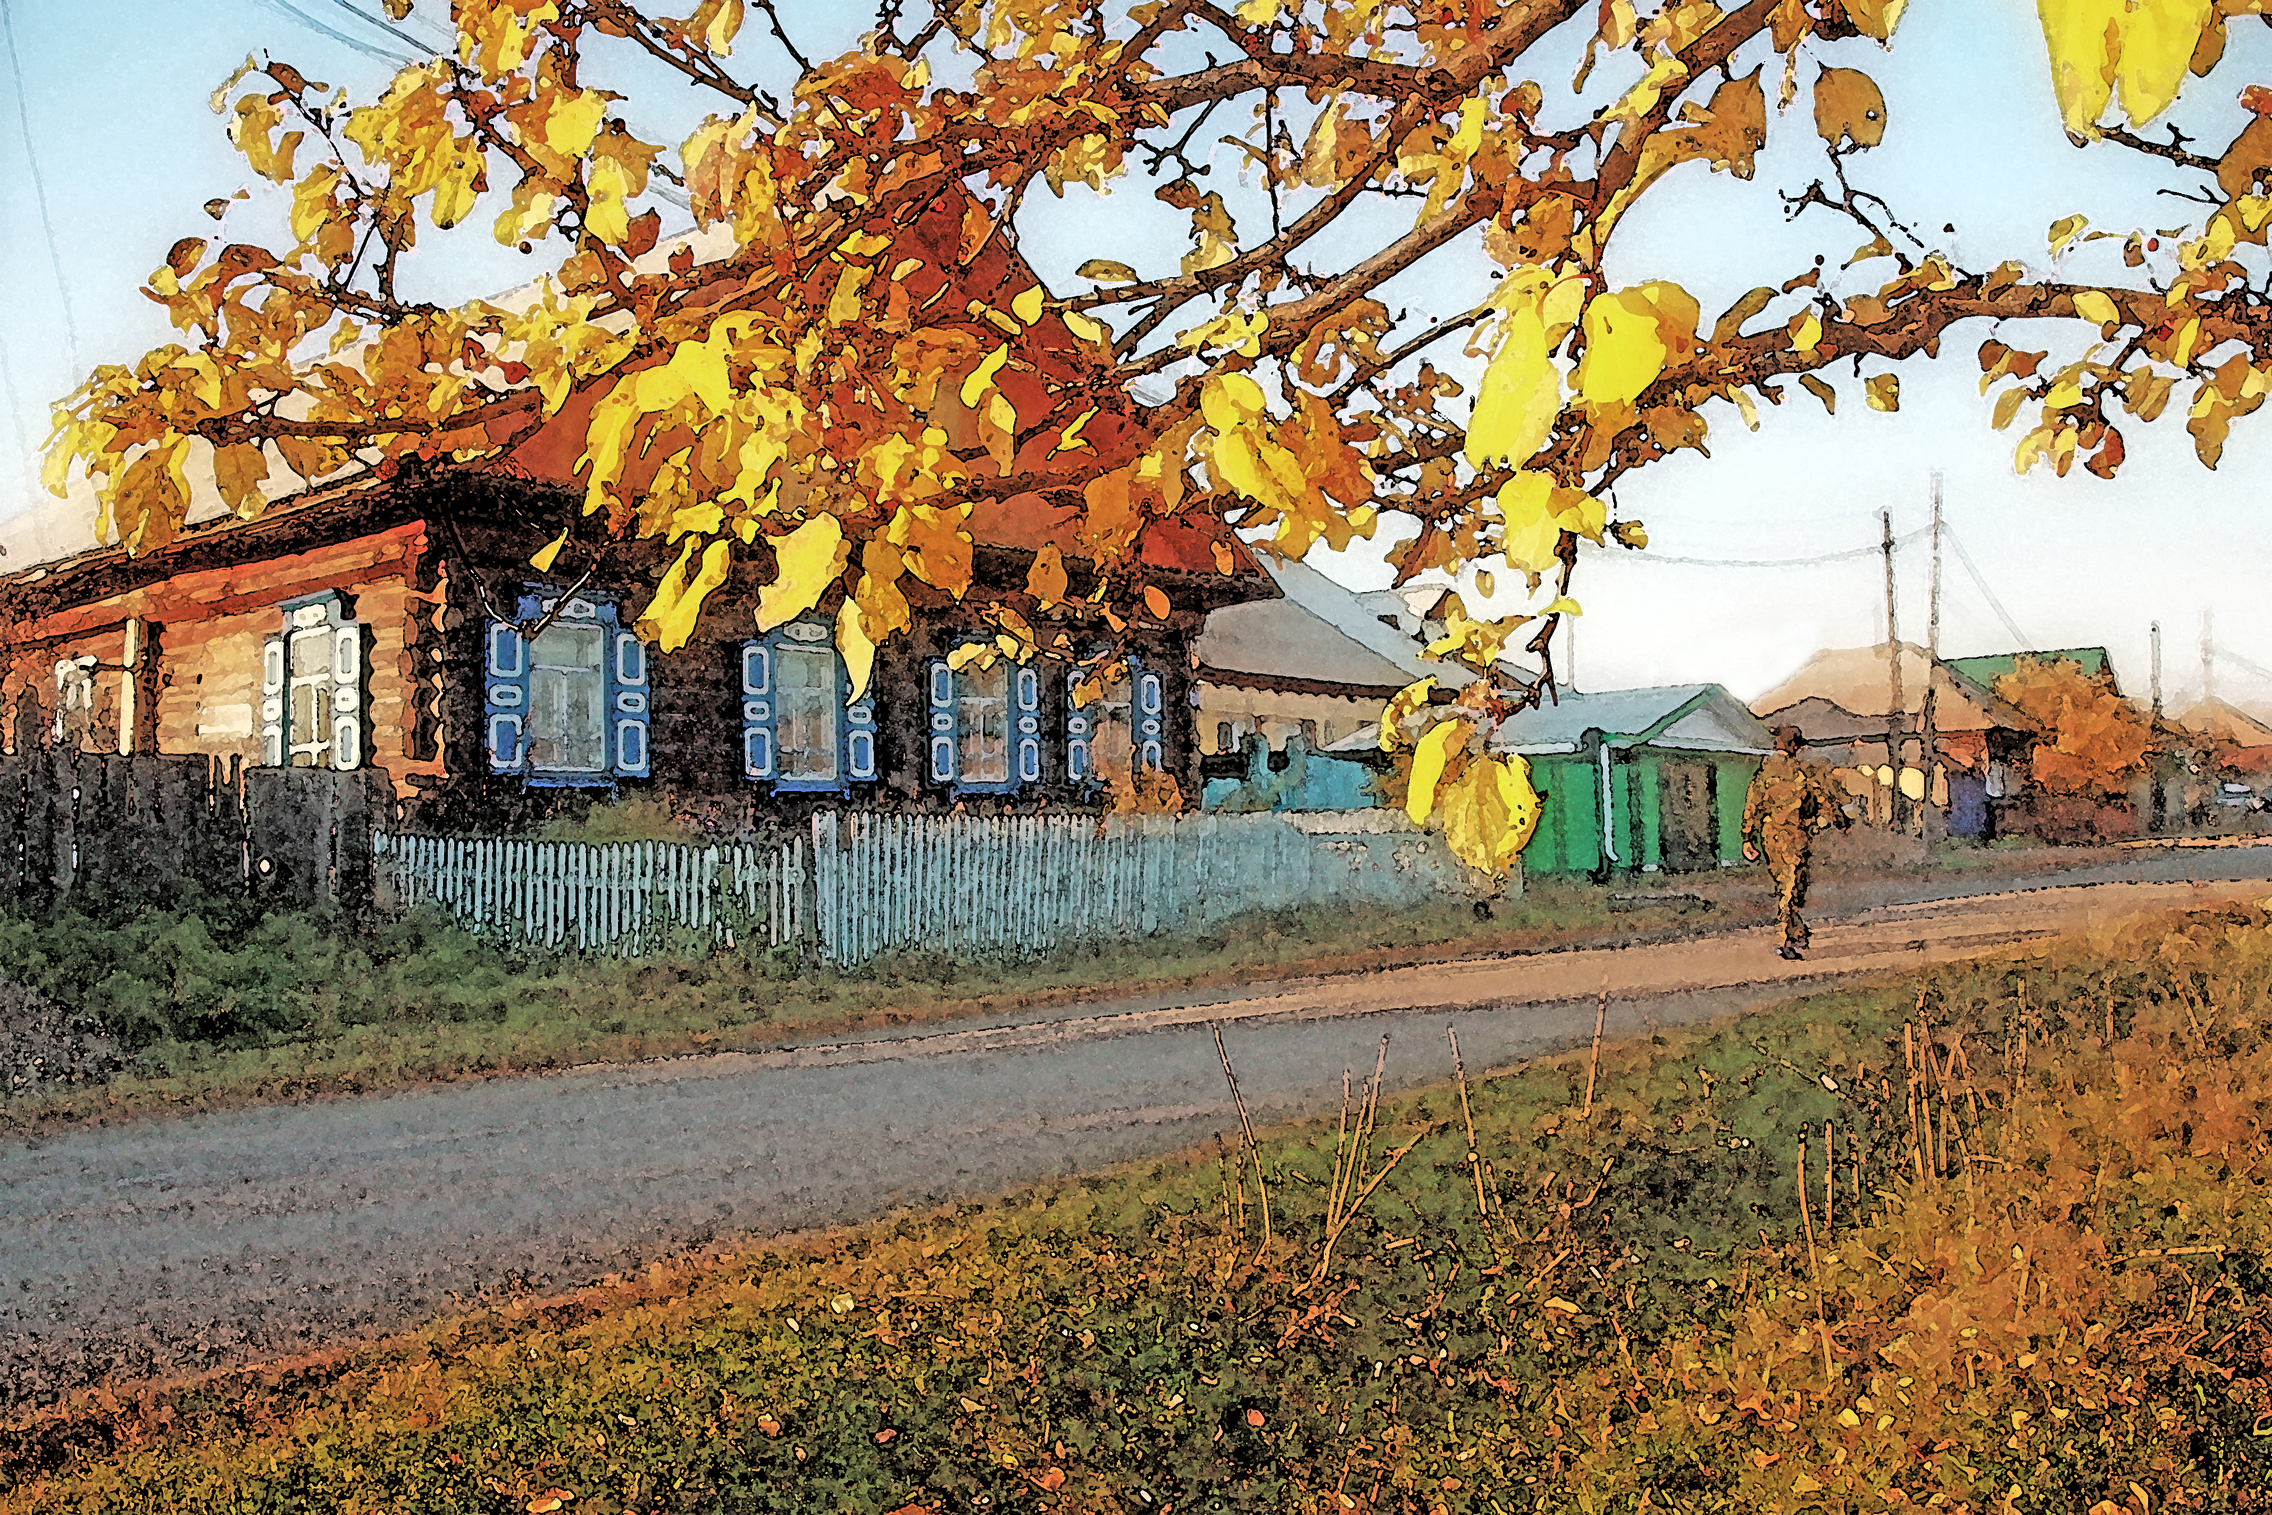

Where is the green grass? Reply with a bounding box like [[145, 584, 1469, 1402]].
[[9, 905, 2272, 1512], [0, 875, 1710, 1137]]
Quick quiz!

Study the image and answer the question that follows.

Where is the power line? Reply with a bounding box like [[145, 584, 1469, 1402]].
[[1593, 526, 1929, 569], [2210, 641, 2272, 688], [2, 0, 81, 370], [251, 0, 419, 63], [1941, 523, 2031, 649]]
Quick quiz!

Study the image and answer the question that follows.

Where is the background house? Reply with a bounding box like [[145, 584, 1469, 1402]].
[[1477, 684, 1773, 877], [1192, 557, 1526, 759]]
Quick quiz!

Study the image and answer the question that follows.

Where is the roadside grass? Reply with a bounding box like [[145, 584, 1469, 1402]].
[[0, 874, 1725, 1138], [8, 905, 2272, 1512]]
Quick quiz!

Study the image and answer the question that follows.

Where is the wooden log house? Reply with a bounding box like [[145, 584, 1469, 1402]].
[[0, 203, 1274, 833]]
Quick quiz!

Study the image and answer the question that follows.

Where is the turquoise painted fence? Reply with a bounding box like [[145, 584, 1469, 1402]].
[[373, 833, 806, 954], [375, 810, 1482, 965]]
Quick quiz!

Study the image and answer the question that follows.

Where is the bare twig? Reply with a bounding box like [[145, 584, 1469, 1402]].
[[1449, 1025, 1488, 1220], [1583, 985, 1608, 1119], [1213, 1021, 1271, 1249]]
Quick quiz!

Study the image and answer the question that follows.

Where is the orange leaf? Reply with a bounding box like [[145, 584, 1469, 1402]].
[[1143, 585, 1170, 619]]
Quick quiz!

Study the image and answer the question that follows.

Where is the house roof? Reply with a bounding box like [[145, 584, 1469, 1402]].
[[1944, 647, 2118, 695], [3, 192, 1267, 615], [1195, 556, 1492, 696], [1323, 682, 1773, 756], [2176, 697, 2272, 748], [1751, 642, 2031, 734], [1485, 683, 1774, 755]]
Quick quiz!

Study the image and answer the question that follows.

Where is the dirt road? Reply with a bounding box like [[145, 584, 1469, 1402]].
[[4, 862, 2267, 1412]]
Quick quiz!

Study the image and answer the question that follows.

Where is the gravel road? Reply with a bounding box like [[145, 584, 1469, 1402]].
[[6, 849, 2271, 1412]]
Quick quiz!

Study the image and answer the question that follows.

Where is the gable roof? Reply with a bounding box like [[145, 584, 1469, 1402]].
[[1751, 642, 2031, 734], [2176, 697, 2272, 748], [3, 192, 1267, 609], [1195, 556, 1497, 696], [1484, 683, 1773, 755], [1944, 647, 2117, 695]]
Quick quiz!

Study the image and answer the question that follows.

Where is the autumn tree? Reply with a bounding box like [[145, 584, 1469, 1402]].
[[40, 0, 2272, 867], [1994, 655, 2152, 798]]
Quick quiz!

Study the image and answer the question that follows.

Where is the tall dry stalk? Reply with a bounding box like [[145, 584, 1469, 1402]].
[[1449, 1026, 1490, 1221], [1797, 1132, 1835, 1385], [1213, 1022, 1271, 1250], [1583, 986, 1608, 1118], [1304, 1035, 1430, 1293]]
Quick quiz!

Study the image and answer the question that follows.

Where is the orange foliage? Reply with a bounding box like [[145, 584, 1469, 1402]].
[[1994, 656, 2150, 797]]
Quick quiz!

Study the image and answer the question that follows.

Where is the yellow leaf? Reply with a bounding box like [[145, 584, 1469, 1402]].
[[1026, 542, 1068, 607], [1076, 259, 1138, 283], [212, 442, 269, 516], [1436, 753, 1541, 873], [1788, 308, 1823, 353], [1236, 0, 1283, 21], [1465, 270, 1564, 468], [1865, 373, 1901, 411], [1799, 373, 1837, 414], [960, 343, 1009, 407], [837, 597, 877, 703], [641, 536, 733, 652], [1992, 385, 2029, 430], [1378, 678, 1437, 751], [1844, 0, 1907, 40], [1011, 284, 1046, 325], [756, 515, 847, 631], [2073, 289, 2121, 328], [2048, 212, 2090, 257], [1812, 66, 1887, 150], [530, 527, 569, 571], [1406, 718, 1470, 825], [1577, 289, 1672, 407], [1064, 311, 1108, 344], [2036, 0, 2213, 135], [1542, 596, 1581, 616]]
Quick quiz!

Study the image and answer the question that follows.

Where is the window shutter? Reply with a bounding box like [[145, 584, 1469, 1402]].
[[1065, 669, 1091, 782], [611, 626, 649, 776], [484, 621, 530, 771], [1137, 668, 1165, 771], [927, 659, 957, 783], [740, 640, 774, 779], [1014, 665, 1042, 784], [330, 623, 364, 771], [259, 635, 286, 767]]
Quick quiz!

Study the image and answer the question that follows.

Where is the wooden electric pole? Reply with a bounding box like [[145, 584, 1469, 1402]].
[[1882, 506, 1904, 829], [1920, 477, 1942, 843]]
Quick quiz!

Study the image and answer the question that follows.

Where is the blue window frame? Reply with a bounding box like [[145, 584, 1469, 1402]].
[[1067, 654, 1165, 783], [742, 622, 876, 793], [484, 592, 649, 785], [929, 648, 1043, 795]]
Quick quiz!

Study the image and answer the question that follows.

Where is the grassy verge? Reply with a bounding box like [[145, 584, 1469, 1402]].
[[8, 904, 2272, 1512], [0, 874, 1738, 1139]]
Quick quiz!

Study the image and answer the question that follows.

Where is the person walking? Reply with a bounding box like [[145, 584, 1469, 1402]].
[[1742, 725, 1851, 960]]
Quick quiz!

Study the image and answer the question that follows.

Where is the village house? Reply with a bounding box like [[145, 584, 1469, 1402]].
[[0, 201, 1275, 834]]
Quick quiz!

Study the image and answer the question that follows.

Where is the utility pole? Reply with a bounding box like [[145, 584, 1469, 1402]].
[[2151, 620, 2166, 834], [2151, 621, 2163, 718], [1882, 506, 1904, 830], [1920, 477, 1942, 843], [2203, 608, 2215, 706]]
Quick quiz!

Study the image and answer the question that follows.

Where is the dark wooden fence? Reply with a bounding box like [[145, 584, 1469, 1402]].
[[0, 749, 389, 917]]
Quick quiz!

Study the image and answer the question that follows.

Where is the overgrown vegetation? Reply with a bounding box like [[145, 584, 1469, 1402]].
[[8, 907, 2272, 1512], [0, 876, 1664, 1136]]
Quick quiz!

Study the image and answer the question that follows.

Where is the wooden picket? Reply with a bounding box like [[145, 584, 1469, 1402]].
[[373, 808, 1479, 965]]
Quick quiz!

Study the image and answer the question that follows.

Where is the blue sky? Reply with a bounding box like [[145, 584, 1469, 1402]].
[[2, 1, 2268, 707]]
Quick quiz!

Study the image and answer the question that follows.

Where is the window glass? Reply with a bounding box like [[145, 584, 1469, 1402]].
[[528, 623, 606, 773], [1089, 665, 1135, 782], [286, 626, 336, 768], [957, 660, 1011, 784], [776, 644, 841, 782]]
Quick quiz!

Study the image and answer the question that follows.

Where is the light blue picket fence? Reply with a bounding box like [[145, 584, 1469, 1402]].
[[374, 810, 1488, 966]]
